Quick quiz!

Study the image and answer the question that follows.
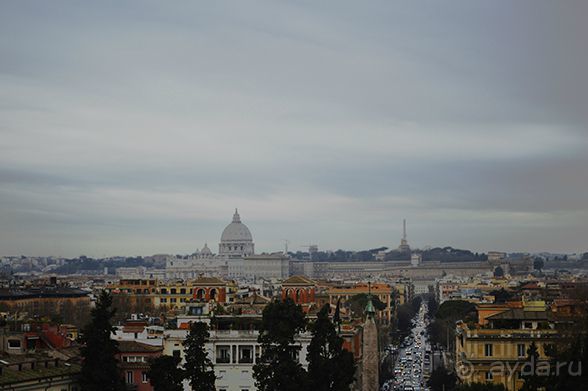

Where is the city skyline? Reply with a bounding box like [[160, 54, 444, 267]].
[[1, 1, 587, 256]]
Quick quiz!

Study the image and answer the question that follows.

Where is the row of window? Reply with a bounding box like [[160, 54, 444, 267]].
[[216, 345, 256, 364], [126, 371, 148, 384], [484, 370, 524, 380], [483, 343, 546, 357], [122, 355, 146, 362]]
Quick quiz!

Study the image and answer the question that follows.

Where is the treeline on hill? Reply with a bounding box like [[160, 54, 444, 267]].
[[54, 256, 163, 274], [82, 292, 356, 391], [289, 247, 388, 262], [290, 246, 488, 263]]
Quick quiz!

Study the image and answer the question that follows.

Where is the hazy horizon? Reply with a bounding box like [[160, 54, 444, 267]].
[[1, 1, 587, 257]]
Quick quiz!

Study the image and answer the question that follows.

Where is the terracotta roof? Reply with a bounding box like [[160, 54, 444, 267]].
[[486, 308, 554, 321], [282, 275, 315, 286], [192, 276, 226, 285], [0, 363, 80, 386], [117, 340, 162, 353]]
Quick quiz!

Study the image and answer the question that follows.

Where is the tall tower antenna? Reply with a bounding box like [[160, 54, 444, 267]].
[[403, 219, 407, 241]]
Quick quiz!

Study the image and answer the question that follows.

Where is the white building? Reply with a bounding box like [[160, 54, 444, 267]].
[[163, 327, 311, 391], [228, 254, 290, 281]]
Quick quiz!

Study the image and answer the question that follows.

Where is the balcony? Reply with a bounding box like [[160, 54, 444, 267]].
[[216, 356, 230, 364], [238, 356, 253, 364]]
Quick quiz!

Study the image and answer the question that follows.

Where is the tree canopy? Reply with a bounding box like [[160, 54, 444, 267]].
[[253, 298, 308, 391], [147, 355, 184, 391], [307, 304, 355, 391]]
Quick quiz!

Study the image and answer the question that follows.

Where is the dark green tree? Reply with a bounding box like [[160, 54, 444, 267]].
[[253, 298, 308, 391], [427, 367, 456, 391], [427, 300, 477, 349], [411, 296, 423, 313], [333, 298, 342, 332], [346, 293, 386, 319], [427, 295, 439, 319], [80, 290, 125, 391], [397, 303, 416, 335], [490, 288, 513, 304], [494, 266, 505, 278], [147, 355, 185, 391], [307, 304, 355, 391], [520, 342, 545, 391], [184, 322, 215, 391], [533, 258, 544, 271], [455, 383, 506, 391]]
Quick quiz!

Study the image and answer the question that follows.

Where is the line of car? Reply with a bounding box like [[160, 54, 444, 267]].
[[382, 303, 432, 391]]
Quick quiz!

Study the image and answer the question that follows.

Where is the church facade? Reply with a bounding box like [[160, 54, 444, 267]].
[[165, 210, 255, 279]]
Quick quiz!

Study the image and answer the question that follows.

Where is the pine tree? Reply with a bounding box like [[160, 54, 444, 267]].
[[307, 304, 356, 391], [184, 321, 216, 391], [147, 355, 185, 391], [253, 298, 308, 391], [520, 342, 544, 391], [80, 290, 125, 391]]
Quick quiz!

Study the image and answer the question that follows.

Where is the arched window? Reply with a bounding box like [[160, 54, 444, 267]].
[[196, 289, 205, 300], [210, 288, 217, 300], [295, 289, 301, 302]]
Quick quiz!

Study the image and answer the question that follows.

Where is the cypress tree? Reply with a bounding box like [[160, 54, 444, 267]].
[[80, 290, 125, 391], [184, 321, 216, 391]]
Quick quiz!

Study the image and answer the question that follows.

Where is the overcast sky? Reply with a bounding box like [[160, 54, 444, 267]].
[[1, 1, 587, 257]]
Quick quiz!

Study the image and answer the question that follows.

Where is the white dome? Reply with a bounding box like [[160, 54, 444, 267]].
[[200, 243, 212, 255], [220, 210, 253, 242], [219, 209, 255, 257]]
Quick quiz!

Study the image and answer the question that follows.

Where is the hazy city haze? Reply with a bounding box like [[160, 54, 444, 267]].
[[1, 1, 587, 256]]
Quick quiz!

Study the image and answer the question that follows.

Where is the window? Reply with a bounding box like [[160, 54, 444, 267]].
[[484, 344, 493, 357], [126, 356, 145, 363], [161, 298, 167, 303], [239, 345, 253, 363], [485, 371, 493, 381], [126, 371, 134, 384], [161, 288, 167, 294], [142, 372, 148, 383], [517, 344, 526, 357], [180, 288, 186, 294], [217, 345, 231, 364], [8, 339, 21, 349]]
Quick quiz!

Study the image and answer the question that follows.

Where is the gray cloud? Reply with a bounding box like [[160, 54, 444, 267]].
[[1, 1, 587, 256]]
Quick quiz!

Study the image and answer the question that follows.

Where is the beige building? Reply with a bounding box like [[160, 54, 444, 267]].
[[455, 302, 560, 391]]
